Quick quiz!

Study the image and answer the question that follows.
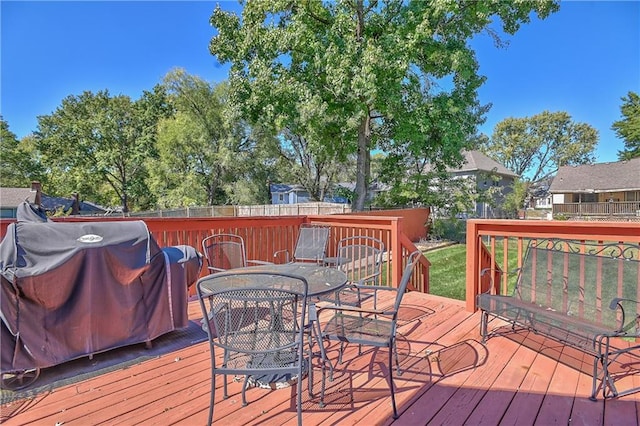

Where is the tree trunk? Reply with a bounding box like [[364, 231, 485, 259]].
[[354, 113, 371, 211], [353, 1, 370, 212]]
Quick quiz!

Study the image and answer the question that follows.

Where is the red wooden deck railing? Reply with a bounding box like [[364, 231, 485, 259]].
[[465, 219, 640, 312], [0, 208, 430, 294]]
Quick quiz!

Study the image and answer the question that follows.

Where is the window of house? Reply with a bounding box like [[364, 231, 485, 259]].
[[0, 208, 16, 218]]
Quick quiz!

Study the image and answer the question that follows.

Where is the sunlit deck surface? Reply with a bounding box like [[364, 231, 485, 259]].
[[2, 291, 639, 425]]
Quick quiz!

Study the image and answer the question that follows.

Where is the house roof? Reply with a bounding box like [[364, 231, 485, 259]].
[[40, 195, 106, 214], [424, 150, 519, 178], [549, 157, 640, 193], [455, 151, 519, 177], [1, 186, 106, 214], [270, 184, 306, 194], [0, 187, 37, 208]]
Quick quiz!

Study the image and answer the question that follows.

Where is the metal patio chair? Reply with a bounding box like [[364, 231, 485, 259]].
[[201, 233, 247, 273], [318, 235, 386, 360], [317, 250, 422, 419], [329, 235, 385, 307], [272, 223, 330, 264], [197, 271, 310, 426]]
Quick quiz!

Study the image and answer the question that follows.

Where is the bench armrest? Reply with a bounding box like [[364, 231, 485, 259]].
[[608, 297, 638, 310], [609, 297, 639, 335]]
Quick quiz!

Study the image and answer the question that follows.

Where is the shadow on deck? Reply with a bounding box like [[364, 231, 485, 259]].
[[1, 292, 639, 425]]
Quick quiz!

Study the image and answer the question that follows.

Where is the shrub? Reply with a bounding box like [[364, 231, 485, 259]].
[[430, 217, 466, 243]]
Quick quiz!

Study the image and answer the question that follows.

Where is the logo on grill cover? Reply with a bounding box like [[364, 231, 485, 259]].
[[77, 234, 103, 243]]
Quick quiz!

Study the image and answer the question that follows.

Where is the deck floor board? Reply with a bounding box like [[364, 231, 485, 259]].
[[2, 292, 638, 425]]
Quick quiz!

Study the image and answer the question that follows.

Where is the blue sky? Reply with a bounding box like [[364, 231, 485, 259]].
[[2, 1, 638, 164]]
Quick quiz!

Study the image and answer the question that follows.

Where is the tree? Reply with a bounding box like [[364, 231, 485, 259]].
[[502, 178, 529, 216], [149, 69, 275, 207], [612, 91, 640, 160], [0, 117, 44, 187], [209, 0, 558, 210], [275, 129, 346, 202], [36, 87, 172, 212], [481, 111, 598, 183]]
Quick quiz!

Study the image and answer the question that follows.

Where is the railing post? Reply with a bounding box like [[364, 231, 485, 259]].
[[466, 220, 481, 312], [391, 217, 402, 289]]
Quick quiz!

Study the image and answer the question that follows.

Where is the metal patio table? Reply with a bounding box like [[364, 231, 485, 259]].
[[200, 263, 348, 388]]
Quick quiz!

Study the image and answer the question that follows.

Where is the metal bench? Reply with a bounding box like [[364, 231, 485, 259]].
[[477, 238, 640, 401]]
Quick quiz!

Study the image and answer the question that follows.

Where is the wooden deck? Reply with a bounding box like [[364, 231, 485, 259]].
[[2, 292, 639, 425]]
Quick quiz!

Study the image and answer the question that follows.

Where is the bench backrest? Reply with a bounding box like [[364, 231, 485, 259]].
[[515, 239, 639, 329]]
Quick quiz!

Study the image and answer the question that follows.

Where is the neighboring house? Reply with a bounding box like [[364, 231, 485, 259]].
[[528, 178, 553, 210], [270, 183, 312, 205], [0, 182, 42, 218], [271, 151, 517, 218], [426, 150, 519, 218], [0, 182, 106, 218], [549, 157, 640, 218], [41, 193, 106, 216], [269, 182, 387, 205]]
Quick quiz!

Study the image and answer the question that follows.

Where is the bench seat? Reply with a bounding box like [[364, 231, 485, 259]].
[[478, 294, 626, 355]]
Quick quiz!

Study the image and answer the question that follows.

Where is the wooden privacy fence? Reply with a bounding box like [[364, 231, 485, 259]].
[[128, 202, 351, 218]]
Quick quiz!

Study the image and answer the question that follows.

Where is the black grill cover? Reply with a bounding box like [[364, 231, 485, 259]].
[[1, 203, 201, 372]]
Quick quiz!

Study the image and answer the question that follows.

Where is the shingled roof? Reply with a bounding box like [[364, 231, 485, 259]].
[[457, 151, 519, 177], [0, 187, 38, 208], [549, 157, 640, 193], [424, 150, 519, 177]]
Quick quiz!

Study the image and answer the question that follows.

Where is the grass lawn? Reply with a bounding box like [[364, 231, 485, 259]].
[[424, 239, 524, 301], [423, 244, 468, 301], [423, 238, 639, 302]]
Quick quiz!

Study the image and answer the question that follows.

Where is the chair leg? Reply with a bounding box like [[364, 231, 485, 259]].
[[590, 355, 600, 401], [307, 329, 315, 397], [480, 310, 488, 343], [296, 366, 303, 426], [223, 373, 229, 399], [388, 345, 398, 419], [241, 376, 250, 406], [393, 339, 402, 376], [319, 349, 328, 408], [207, 372, 215, 426], [312, 312, 334, 381]]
